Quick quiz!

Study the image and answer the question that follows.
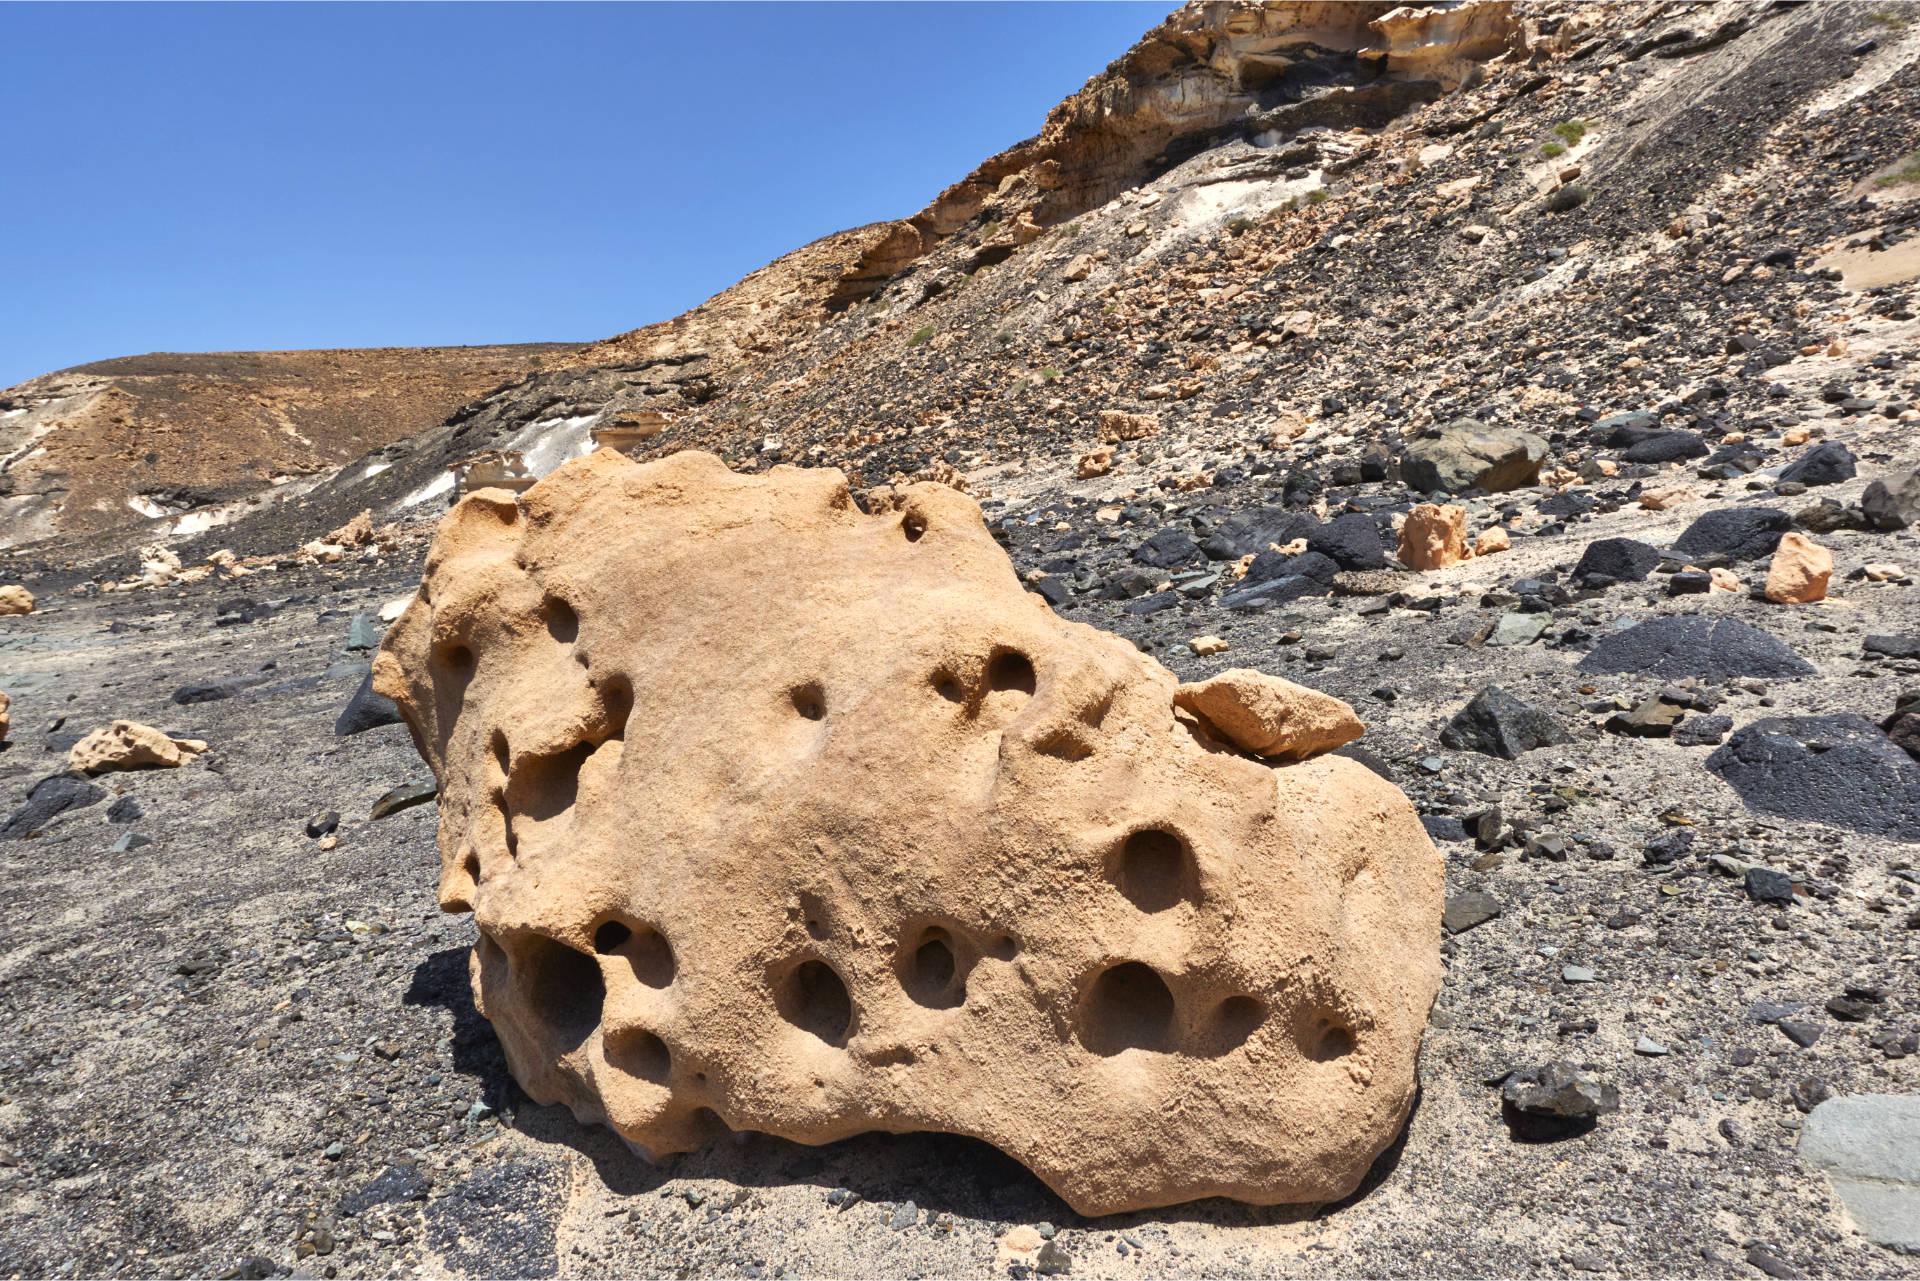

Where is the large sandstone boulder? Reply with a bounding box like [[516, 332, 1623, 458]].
[[1397, 503, 1472, 570], [0, 585, 33, 616], [1400, 419, 1549, 494], [373, 449, 1444, 1216]]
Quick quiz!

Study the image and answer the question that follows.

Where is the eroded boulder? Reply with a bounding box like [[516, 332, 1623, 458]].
[[1397, 504, 1472, 571], [1400, 420, 1549, 494], [373, 450, 1444, 1216], [0, 585, 32, 616], [68, 721, 207, 774]]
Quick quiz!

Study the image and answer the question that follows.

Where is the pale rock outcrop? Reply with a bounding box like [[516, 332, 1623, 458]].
[[374, 449, 1443, 1215], [326, 510, 375, 548], [1077, 445, 1116, 478], [1398, 503, 1472, 570], [0, 585, 33, 615], [1765, 532, 1833, 604], [68, 721, 207, 774], [137, 544, 181, 587], [1097, 409, 1159, 443]]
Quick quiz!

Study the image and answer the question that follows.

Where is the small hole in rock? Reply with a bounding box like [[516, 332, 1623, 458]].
[[606, 1027, 672, 1086], [901, 928, 964, 1010], [491, 731, 510, 775], [1116, 828, 1191, 913], [593, 921, 632, 954], [440, 644, 474, 670], [777, 958, 853, 1046], [790, 683, 826, 721], [987, 652, 1036, 696], [462, 851, 481, 883], [1214, 995, 1266, 1052], [903, 515, 927, 542], [1081, 961, 1176, 1056], [1310, 1022, 1357, 1062], [933, 673, 965, 704], [518, 934, 604, 1052], [544, 596, 579, 645], [599, 680, 632, 739], [988, 933, 1018, 961]]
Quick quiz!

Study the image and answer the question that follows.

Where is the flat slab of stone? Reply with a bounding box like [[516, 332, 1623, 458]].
[[1577, 615, 1815, 682], [1706, 714, 1920, 839], [1799, 1094, 1920, 1254]]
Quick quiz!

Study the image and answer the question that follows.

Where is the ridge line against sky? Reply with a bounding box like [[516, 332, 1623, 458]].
[[0, 1, 1167, 389]]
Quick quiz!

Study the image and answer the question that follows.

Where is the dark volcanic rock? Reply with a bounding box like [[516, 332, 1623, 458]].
[[1131, 528, 1201, 569], [1502, 1062, 1620, 1119], [1671, 506, 1792, 562], [1778, 440, 1855, 488], [1863, 635, 1920, 660], [2, 775, 107, 839], [1199, 508, 1316, 560], [1707, 714, 1920, 839], [335, 672, 406, 736], [1672, 714, 1733, 747], [172, 674, 269, 705], [1443, 890, 1501, 935], [1245, 548, 1338, 586], [1571, 538, 1662, 587], [1861, 467, 1920, 530], [1621, 430, 1708, 464], [1306, 512, 1386, 571], [1440, 687, 1573, 759], [1577, 616, 1814, 682]]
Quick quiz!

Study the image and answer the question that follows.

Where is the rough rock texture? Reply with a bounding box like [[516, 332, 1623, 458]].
[[1577, 616, 1816, 682], [0, 585, 33, 615], [1397, 503, 1471, 571], [1862, 467, 1920, 530], [373, 449, 1443, 1215], [1571, 538, 1662, 588], [67, 721, 207, 774], [1400, 420, 1549, 494], [1778, 440, 1857, 489], [1172, 667, 1364, 761], [0, 690, 9, 745], [1764, 532, 1833, 604], [1671, 507, 1793, 563], [1706, 715, 1920, 840], [1438, 686, 1572, 760], [1799, 1094, 1920, 1255]]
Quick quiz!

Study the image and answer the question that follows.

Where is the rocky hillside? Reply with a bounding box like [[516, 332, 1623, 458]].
[[0, 344, 579, 549]]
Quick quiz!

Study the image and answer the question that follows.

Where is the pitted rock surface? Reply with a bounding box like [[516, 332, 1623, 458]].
[[373, 448, 1443, 1215]]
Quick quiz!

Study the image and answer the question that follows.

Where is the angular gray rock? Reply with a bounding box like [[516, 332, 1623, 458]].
[[334, 672, 405, 737], [1502, 1062, 1619, 1119], [1706, 714, 1920, 839], [1778, 440, 1855, 488], [1440, 687, 1573, 759], [1577, 616, 1814, 682], [1401, 420, 1550, 494], [1862, 467, 1920, 530], [1799, 1094, 1920, 1254], [2, 775, 107, 840]]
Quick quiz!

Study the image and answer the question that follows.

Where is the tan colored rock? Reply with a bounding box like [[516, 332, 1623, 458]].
[[1639, 484, 1699, 511], [1863, 562, 1907, 582], [374, 449, 1442, 1216], [1096, 409, 1158, 443], [0, 585, 33, 615], [1783, 426, 1811, 446], [1062, 254, 1095, 282], [1398, 503, 1472, 570], [0, 691, 9, 744], [326, 510, 375, 548], [1172, 669, 1364, 763], [68, 721, 207, 774], [1076, 446, 1115, 479], [1709, 567, 1743, 593], [1475, 526, 1511, 555], [137, 544, 181, 587], [1765, 532, 1833, 604], [1188, 634, 1229, 656]]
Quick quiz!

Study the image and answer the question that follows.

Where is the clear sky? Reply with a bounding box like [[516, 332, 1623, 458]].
[[0, 2, 1167, 389]]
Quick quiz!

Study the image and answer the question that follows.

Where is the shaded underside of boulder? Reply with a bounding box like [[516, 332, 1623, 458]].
[[1706, 714, 1920, 839], [1577, 615, 1814, 682]]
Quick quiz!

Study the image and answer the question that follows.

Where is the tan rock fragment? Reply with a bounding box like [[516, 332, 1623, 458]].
[[1765, 532, 1832, 604], [1097, 409, 1158, 442], [0, 691, 9, 744], [374, 449, 1442, 1215], [1475, 526, 1511, 555], [1189, 634, 1229, 655], [1639, 484, 1699, 511], [1073, 446, 1114, 479], [1063, 254, 1095, 281], [1398, 504, 1472, 570], [68, 721, 207, 774], [1173, 669, 1364, 763], [1709, 567, 1743, 592], [326, 510, 375, 547], [0, 585, 33, 615], [1783, 427, 1811, 446], [1863, 562, 1906, 582]]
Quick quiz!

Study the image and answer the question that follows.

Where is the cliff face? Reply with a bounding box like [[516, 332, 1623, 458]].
[[0, 345, 579, 546]]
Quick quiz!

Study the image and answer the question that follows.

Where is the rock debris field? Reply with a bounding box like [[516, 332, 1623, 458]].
[[2, 0, 1920, 1276]]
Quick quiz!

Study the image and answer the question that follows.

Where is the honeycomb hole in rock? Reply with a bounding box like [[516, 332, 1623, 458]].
[[605, 1026, 673, 1086], [544, 595, 580, 645], [789, 682, 826, 721], [981, 651, 1037, 728], [517, 933, 605, 1052], [933, 671, 966, 705], [594, 917, 676, 989], [799, 891, 831, 941], [1081, 962, 1176, 1056], [902, 513, 928, 542], [597, 679, 632, 738], [490, 730, 511, 777], [1113, 828, 1195, 913], [988, 933, 1019, 962], [507, 741, 593, 826], [899, 924, 969, 1010], [1209, 995, 1267, 1055], [437, 642, 475, 671], [776, 958, 854, 1047], [1301, 1013, 1358, 1063]]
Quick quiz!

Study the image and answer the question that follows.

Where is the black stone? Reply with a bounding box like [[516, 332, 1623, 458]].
[[2, 774, 107, 840], [334, 672, 405, 737], [1672, 714, 1732, 747], [369, 780, 438, 821], [1439, 687, 1573, 759], [342, 1164, 431, 1216], [1577, 616, 1814, 682], [1707, 714, 1920, 839], [1621, 430, 1708, 464], [1122, 590, 1179, 615], [1198, 508, 1316, 560], [1131, 529, 1201, 569], [1671, 506, 1792, 562], [1443, 890, 1502, 935], [1778, 441, 1855, 488], [105, 795, 144, 823], [1571, 538, 1662, 587], [1306, 512, 1386, 571], [1864, 635, 1920, 660], [1745, 866, 1795, 906], [172, 674, 269, 705]]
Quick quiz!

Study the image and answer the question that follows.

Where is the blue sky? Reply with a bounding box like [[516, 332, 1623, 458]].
[[0, 2, 1165, 388]]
